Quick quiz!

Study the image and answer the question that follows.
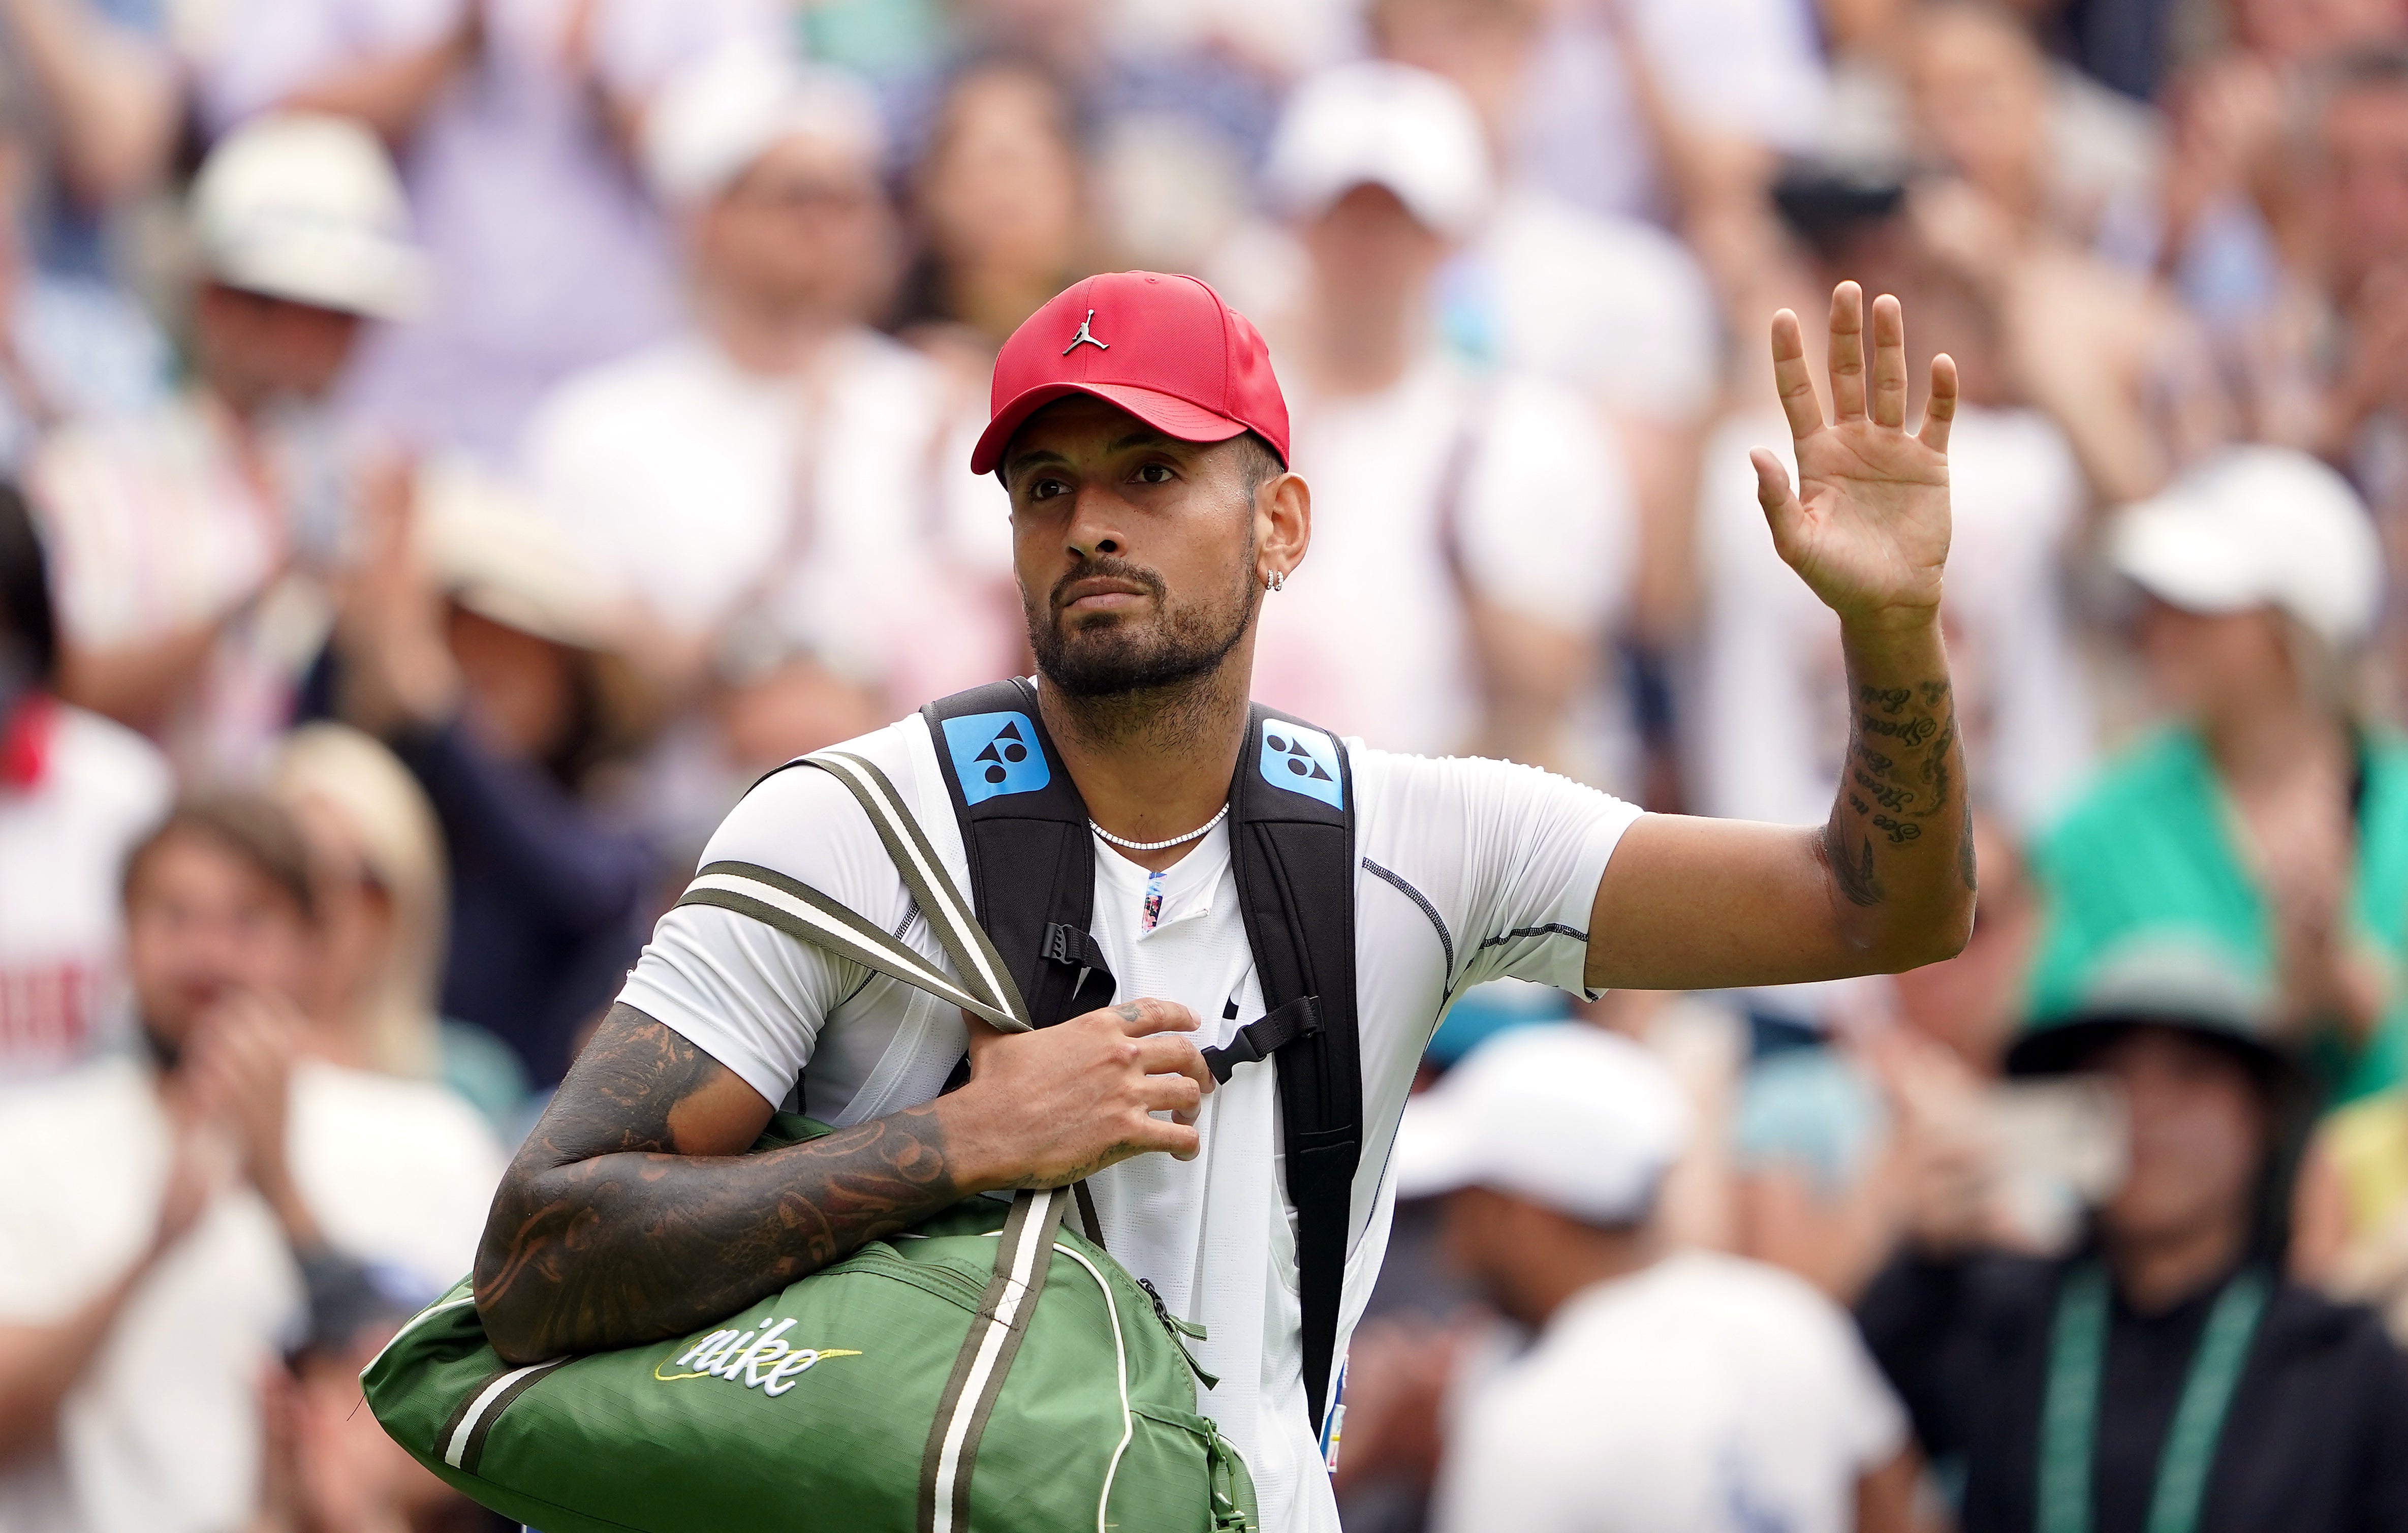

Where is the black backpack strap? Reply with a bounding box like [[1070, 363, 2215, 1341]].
[[922, 680, 1115, 1025], [1228, 704, 1361, 1434]]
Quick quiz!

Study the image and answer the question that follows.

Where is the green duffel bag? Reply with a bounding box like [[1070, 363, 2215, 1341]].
[[363, 1115, 1256, 1533], [364, 750, 1261, 1533]]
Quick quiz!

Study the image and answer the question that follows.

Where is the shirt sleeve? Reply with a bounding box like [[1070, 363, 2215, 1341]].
[[614, 763, 905, 1108], [1371, 751, 1643, 1000]]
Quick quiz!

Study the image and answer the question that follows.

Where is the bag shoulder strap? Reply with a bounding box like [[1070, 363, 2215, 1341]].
[[677, 749, 1031, 1033], [1229, 703, 1362, 1436], [671, 747, 1058, 1533]]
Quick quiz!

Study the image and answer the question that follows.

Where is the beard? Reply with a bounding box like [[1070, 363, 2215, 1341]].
[[1028, 554, 1257, 699]]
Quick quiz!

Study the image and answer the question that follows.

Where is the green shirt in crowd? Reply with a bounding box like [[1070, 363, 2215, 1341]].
[[2028, 727, 2408, 1103]]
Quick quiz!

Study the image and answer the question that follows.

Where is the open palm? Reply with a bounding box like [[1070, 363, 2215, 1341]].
[[1753, 283, 1957, 630]]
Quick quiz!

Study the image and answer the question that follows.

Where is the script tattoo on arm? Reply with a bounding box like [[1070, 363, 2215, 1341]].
[[473, 1004, 961, 1364], [1822, 679, 1965, 911]]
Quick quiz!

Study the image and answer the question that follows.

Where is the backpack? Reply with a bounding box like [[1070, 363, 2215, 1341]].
[[919, 679, 1363, 1437]]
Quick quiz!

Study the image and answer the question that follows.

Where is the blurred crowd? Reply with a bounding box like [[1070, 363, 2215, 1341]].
[[9, 0, 2408, 1529]]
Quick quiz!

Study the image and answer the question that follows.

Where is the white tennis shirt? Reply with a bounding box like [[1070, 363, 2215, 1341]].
[[619, 706, 1641, 1532]]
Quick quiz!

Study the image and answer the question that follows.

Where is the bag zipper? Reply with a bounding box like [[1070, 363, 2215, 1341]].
[[1136, 1277, 1219, 1389]]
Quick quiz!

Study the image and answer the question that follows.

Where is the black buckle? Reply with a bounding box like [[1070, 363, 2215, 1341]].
[[1201, 996, 1322, 1084]]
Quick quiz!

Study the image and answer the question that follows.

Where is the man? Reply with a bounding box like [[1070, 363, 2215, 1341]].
[[331, 465, 657, 1087], [1360, 0, 1725, 649], [522, 43, 1015, 854], [1386, 1025, 1916, 1533], [1366, 0, 1826, 231], [2259, 45, 2408, 505], [1248, 61, 1635, 775], [473, 269, 1974, 1531], [1860, 942, 2408, 1531], [0, 476, 169, 1083], [2028, 448, 2405, 1102], [0, 794, 502, 1532], [30, 112, 423, 780]]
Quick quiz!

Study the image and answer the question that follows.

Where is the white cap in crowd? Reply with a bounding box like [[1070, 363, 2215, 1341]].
[[189, 113, 427, 322], [1393, 1025, 1691, 1227], [2110, 446, 2385, 652], [641, 42, 888, 208], [1263, 60, 1492, 240]]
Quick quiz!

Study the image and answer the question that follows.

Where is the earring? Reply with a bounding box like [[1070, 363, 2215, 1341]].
[[1266, 569, 1285, 593]]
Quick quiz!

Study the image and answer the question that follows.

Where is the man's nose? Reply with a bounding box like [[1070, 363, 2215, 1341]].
[[1065, 485, 1128, 560]]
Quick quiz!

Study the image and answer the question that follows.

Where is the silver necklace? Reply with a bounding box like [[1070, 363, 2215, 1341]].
[[1089, 802, 1230, 853]]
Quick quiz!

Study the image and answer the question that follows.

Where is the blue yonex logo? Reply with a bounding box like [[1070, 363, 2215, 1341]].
[[1260, 723, 1343, 810], [942, 712, 1050, 806]]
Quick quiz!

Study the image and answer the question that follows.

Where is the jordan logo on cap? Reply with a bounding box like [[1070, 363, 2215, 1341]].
[[1062, 309, 1109, 355]]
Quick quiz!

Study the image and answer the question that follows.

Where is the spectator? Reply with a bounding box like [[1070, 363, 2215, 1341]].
[[894, 58, 1100, 374], [1369, 0, 1827, 233], [1378, 1025, 1919, 1533], [2255, 47, 2408, 523], [273, 719, 531, 1137], [28, 113, 424, 781], [201, 0, 775, 458], [0, 793, 501, 1533], [523, 44, 1017, 855], [1249, 63, 1637, 778], [1902, 0, 2231, 505], [1352, 0, 1722, 692], [0, 478, 168, 1083], [910, 0, 1282, 246], [1859, 940, 2408, 1532], [2029, 447, 2408, 1102], [326, 459, 655, 1089]]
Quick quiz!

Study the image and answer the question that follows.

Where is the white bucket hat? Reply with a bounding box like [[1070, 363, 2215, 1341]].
[[190, 113, 428, 322], [640, 42, 887, 208], [2110, 446, 2385, 652], [1393, 1025, 1691, 1226], [1263, 60, 1492, 240]]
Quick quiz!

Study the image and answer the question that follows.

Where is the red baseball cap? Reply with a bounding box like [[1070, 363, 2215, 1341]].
[[970, 271, 1291, 476]]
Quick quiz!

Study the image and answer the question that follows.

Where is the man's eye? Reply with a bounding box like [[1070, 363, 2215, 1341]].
[[1028, 478, 1068, 501], [1136, 464, 1175, 484]]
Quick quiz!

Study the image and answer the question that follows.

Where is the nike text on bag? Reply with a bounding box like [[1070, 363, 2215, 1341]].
[[922, 679, 1363, 1433], [362, 739, 1258, 1532]]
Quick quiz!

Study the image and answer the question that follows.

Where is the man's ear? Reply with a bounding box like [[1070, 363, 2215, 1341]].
[[1257, 471, 1311, 580]]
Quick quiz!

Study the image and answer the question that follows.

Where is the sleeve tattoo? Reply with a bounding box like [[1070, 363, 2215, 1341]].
[[472, 1004, 962, 1362]]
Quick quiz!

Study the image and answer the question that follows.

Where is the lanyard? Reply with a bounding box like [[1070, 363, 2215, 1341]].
[[2037, 1262, 2269, 1533]]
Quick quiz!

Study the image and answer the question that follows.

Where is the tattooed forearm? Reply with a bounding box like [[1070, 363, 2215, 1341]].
[[1818, 634, 1975, 962], [473, 1005, 963, 1364]]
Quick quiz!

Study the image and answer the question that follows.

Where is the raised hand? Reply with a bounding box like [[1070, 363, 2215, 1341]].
[[1752, 282, 1957, 631]]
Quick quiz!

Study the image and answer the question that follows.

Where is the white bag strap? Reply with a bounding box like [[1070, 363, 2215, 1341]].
[[673, 748, 1077, 1533], [673, 750, 1032, 1033]]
